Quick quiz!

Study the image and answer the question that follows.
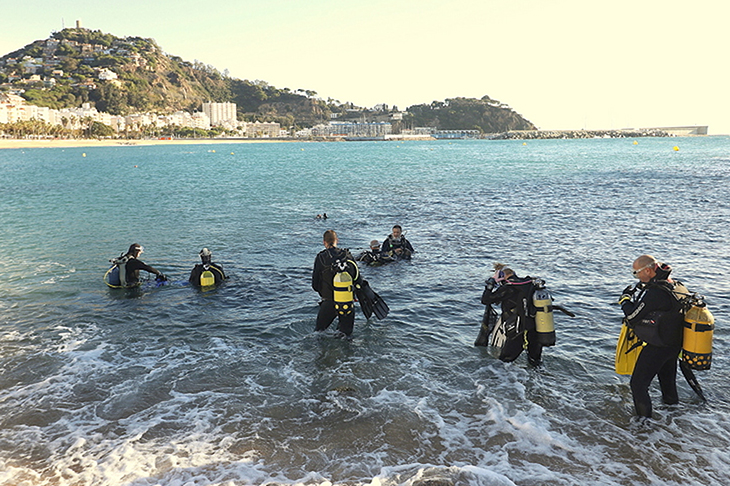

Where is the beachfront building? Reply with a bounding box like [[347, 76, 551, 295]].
[[242, 121, 280, 138], [0, 94, 217, 133], [310, 121, 392, 139], [0, 93, 28, 124], [202, 102, 237, 129]]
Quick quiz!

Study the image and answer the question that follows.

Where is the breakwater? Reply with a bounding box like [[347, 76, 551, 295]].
[[486, 128, 670, 139]]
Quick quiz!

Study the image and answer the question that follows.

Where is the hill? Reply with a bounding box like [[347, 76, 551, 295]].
[[0, 27, 535, 133]]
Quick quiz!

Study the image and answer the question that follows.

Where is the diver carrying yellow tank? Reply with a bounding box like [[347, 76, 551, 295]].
[[189, 248, 227, 289]]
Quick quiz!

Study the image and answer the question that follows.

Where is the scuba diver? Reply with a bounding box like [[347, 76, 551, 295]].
[[380, 224, 414, 261], [312, 230, 360, 339], [481, 263, 542, 366], [356, 240, 382, 265], [619, 254, 684, 419], [105, 243, 167, 288], [189, 248, 227, 288]]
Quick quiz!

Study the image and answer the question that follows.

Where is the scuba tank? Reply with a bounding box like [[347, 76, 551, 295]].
[[532, 280, 556, 346], [104, 255, 129, 288], [681, 296, 714, 370], [332, 260, 354, 316], [199, 265, 216, 287]]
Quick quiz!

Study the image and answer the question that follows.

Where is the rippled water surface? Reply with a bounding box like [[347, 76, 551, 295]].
[[0, 137, 729, 485]]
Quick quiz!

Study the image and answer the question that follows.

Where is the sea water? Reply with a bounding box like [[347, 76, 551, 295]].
[[0, 137, 728, 486]]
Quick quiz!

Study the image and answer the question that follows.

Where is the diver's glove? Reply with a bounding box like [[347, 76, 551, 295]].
[[156, 273, 168, 282], [618, 286, 635, 305]]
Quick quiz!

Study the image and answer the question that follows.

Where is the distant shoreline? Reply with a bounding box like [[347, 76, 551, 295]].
[[0, 129, 715, 150], [0, 138, 290, 150]]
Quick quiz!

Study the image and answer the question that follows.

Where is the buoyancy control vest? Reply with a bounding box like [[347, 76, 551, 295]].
[[498, 277, 535, 340], [629, 280, 684, 348]]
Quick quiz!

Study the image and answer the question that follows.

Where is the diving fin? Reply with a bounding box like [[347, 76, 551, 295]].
[[615, 323, 644, 375], [679, 360, 707, 402], [475, 306, 498, 346], [355, 279, 389, 320], [371, 290, 389, 320], [488, 314, 507, 349], [553, 305, 576, 318]]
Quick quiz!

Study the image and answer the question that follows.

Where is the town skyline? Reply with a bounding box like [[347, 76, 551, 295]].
[[1, 0, 729, 134]]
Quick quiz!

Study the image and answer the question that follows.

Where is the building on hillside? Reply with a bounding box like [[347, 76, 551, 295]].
[[202, 102, 237, 129], [98, 68, 118, 81]]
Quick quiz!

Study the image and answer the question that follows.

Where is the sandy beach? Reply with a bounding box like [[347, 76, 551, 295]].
[[0, 138, 286, 150]]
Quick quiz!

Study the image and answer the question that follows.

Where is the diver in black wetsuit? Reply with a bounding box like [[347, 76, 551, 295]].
[[356, 240, 382, 265], [620, 254, 682, 418], [312, 230, 360, 338], [381, 225, 414, 260], [189, 248, 226, 287], [120, 243, 167, 286], [481, 264, 542, 366]]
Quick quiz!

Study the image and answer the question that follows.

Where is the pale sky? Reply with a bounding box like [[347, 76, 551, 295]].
[[2, 0, 729, 133]]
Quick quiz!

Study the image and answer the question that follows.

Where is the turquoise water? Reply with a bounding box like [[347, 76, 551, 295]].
[[0, 137, 729, 485]]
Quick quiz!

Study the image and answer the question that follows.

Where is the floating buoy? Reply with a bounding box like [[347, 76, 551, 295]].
[[523, 142, 527, 146], [633, 141, 638, 145], [673, 146, 680, 151], [82, 153, 86, 157], [230, 152, 234, 155]]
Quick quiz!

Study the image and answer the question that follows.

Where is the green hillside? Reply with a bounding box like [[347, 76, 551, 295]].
[[0, 27, 535, 132]]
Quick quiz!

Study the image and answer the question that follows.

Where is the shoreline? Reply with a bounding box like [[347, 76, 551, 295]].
[[0, 138, 290, 150], [0, 131, 718, 150]]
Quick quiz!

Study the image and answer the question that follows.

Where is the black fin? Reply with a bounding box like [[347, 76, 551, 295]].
[[680, 360, 707, 402], [371, 291, 389, 320], [355, 280, 375, 319]]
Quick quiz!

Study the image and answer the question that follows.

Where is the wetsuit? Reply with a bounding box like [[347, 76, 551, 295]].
[[481, 275, 542, 365], [356, 248, 381, 265], [189, 263, 226, 287], [381, 235, 414, 260], [124, 257, 163, 286], [621, 264, 682, 418], [312, 247, 359, 336]]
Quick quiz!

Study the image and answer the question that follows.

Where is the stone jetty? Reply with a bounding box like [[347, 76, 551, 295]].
[[485, 128, 670, 140]]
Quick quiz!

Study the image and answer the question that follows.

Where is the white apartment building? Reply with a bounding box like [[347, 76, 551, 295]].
[[202, 102, 237, 128]]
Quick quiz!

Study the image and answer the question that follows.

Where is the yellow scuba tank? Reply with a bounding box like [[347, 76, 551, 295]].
[[333, 270, 354, 316], [533, 284, 556, 346], [682, 298, 714, 370], [200, 269, 216, 287]]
